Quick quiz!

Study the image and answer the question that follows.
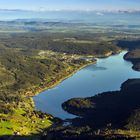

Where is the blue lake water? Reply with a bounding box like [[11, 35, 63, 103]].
[[33, 51, 140, 119]]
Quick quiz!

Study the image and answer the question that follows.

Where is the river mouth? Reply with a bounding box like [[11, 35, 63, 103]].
[[33, 51, 140, 119]]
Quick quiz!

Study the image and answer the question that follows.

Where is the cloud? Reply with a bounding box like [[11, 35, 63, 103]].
[[96, 12, 104, 16]]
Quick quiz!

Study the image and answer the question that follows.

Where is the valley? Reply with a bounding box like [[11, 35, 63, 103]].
[[0, 19, 139, 140]]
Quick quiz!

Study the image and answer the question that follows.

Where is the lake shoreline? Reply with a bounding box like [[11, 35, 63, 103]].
[[32, 50, 122, 99], [31, 52, 125, 102], [32, 50, 122, 117], [33, 61, 96, 96]]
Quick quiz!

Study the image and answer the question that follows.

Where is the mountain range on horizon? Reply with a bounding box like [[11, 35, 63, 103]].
[[0, 8, 140, 13]]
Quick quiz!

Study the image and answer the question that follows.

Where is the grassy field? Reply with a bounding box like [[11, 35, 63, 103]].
[[0, 98, 53, 136]]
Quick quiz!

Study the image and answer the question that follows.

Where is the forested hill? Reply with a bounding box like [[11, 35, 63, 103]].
[[45, 79, 140, 140], [117, 40, 140, 71]]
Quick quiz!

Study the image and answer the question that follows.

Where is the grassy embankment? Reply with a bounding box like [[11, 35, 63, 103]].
[[0, 98, 53, 136]]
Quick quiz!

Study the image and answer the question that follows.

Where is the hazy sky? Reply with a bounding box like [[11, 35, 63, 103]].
[[0, 0, 140, 11]]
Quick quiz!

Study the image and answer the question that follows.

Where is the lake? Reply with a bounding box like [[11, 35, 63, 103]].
[[33, 51, 140, 119]]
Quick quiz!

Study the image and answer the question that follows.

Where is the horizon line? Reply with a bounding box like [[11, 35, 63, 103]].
[[0, 8, 140, 12]]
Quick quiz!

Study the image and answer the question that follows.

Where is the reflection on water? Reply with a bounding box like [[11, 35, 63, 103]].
[[86, 66, 107, 71], [33, 51, 140, 119]]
